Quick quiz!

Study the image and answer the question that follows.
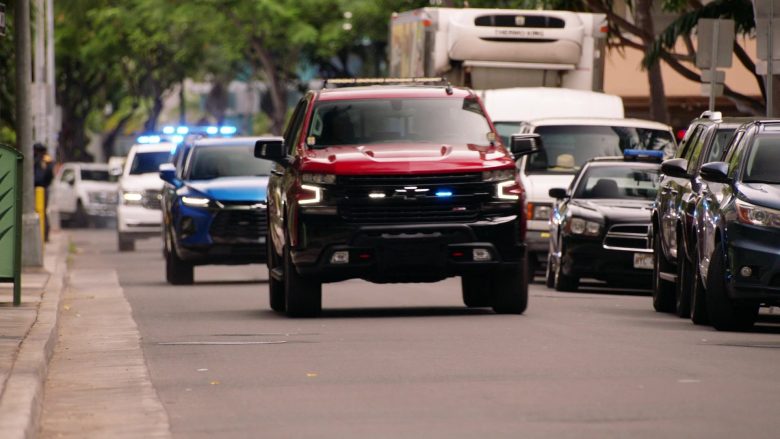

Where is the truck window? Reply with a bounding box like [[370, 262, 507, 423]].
[[129, 151, 171, 175], [307, 98, 493, 147], [526, 125, 675, 175]]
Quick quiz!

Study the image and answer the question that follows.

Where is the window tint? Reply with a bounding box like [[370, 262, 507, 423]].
[[704, 128, 736, 163], [677, 125, 703, 159], [743, 134, 780, 184], [61, 168, 75, 183], [573, 165, 659, 200], [685, 128, 709, 174], [187, 145, 275, 180], [80, 169, 110, 181], [284, 99, 308, 155], [726, 131, 747, 178], [494, 122, 523, 145], [129, 151, 171, 175]]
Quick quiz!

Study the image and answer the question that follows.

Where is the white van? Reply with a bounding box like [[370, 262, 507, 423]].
[[508, 117, 676, 276], [480, 87, 624, 125]]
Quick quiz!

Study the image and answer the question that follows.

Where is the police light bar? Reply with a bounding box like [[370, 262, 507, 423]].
[[623, 149, 664, 162], [160, 125, 239, 137], [137, 135, 162, 144]]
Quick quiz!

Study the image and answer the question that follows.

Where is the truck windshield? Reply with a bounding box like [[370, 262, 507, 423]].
[[743, 135, 780, 184], [525, 125, 675, 175], [129, 151, 171, 175], [573, 166, 660, 200], [80, 169, 110, 181], [187, 145, 275, 180], [307, 97, 493, 147]]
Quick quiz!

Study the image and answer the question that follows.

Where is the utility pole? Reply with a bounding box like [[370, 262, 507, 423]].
[[15, 0, 44, 266]]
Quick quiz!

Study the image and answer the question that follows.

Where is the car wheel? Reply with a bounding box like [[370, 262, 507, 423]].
[[545, 253, 555, 288], [705, 246, 758, 331], [652, 231, 675, 312], [74, 200, 88, 228], [267, 234, 285, 312], [554, 245, 578, 292], [491, 258, 529, 315], [283, 244, 321, 317], [165, 242, 194, 285], [117, 232, 135, 252], [675, 235, 693, 318], [690, 247, 708, 325], [461, 275, 493, 307]]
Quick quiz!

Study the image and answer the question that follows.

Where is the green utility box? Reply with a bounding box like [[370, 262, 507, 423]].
[[0, 144, 23, 305]]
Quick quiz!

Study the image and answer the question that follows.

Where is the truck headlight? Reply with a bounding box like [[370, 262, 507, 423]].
[[568, 217, 601, 236], [496, 180, 521, 200], [182, 196, 211, 207], [737, 200, 780, 228], [483, 169, 516, 182], [527, 203, 551, 221], [298, 184, 322, 205], [122, 191, 143, 205]]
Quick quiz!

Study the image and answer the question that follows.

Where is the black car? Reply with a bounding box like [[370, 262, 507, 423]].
[[547, 151, 662, 291], [693, 120, 780, 331], [652, 111, 757, 319]]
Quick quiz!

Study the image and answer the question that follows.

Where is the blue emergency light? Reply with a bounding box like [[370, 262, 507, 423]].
[[623, 149, 664, 162]]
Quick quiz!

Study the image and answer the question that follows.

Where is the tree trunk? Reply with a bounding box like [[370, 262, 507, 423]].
[[179, 79, 187, 126], [58, 111, 89, 162], [253, 41, 287, 135], [101, 111, 135, 160], [144, 95, 164, 132], [634, 0, 670, 124]]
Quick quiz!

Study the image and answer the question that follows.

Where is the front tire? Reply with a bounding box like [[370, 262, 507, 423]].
[[491, 259, 529, 315], [165, 235, 194, 285], [554, 244, 578, 292], [461, 275, 493, 307], [705, 246, 758, 331], [267, 234, 285, 312], [545, 253, 555, 288], [675, 236, 693, 318], [118, 232, 135, 252], [690, 248, 708, 325], [283, 244, 322, 317], [652, 231, 675, 312]]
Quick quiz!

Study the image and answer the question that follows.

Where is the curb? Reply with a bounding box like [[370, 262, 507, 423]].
[[0, 233, 68, 439]]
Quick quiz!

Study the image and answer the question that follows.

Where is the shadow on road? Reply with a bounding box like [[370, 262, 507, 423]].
[[318, 306, 497, 319]]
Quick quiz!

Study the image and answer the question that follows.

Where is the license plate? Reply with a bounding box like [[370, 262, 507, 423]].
[[633, 253, 654, 270]]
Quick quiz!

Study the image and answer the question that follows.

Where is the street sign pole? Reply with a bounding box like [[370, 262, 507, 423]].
[[768, 0, 774, 116], [709, 20, 720, 111]]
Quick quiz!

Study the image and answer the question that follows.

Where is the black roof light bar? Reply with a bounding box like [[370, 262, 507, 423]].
[[323, 77, 454, 94]]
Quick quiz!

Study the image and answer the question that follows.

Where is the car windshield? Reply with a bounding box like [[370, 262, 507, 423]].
[[743, 134, 780, 184], [573, 166, 660, 200], [187, 144, 275, 180], [525, 125, 675, 175], [307, 97, 493, 147], [80, 169, 110, 181], [129, 151, 171, 175]]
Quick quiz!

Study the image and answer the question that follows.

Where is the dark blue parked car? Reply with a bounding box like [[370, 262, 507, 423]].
[[694, 120, 780, 330], [160, 137, 273, 284]]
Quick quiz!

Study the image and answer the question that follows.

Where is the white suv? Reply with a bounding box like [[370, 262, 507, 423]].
[[116, 142, 173, 251], [50, 162, 118, 227]]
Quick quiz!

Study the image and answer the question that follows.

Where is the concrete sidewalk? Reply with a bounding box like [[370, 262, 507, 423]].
[[0, 232, 68, 439]]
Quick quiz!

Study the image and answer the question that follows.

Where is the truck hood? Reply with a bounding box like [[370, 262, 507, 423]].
[[738, 182, 780, 211], [120, 174, 165, 192], [522, 173, 575, 203], [300, 142, 515, 174], [186, 176, 268, 202]]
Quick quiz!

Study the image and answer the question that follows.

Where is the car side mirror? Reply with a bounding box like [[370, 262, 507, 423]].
[[699, 161, 731, 183], [509, 134, 543, 158], [254, 137, 289, 166], [159, 163, 181, 188], [660, 158, 690, 179], [549, 188, 568, 200]]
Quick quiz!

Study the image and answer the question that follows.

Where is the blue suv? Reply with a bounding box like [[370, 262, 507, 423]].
[[160, 137, 273, 284]]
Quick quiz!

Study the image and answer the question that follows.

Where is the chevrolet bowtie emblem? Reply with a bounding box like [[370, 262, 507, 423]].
[[394, 186, 429, 199]]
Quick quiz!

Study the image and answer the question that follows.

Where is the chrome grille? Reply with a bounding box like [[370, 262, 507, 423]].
[[142, 190, 162, 210], [603, 223, 651, 252]]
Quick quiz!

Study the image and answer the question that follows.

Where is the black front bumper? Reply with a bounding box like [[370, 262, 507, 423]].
[[560, 237, 652, 285], [177, 242, 267, 265], [726, 223, 780, 304], [294, 215, 526, 283]]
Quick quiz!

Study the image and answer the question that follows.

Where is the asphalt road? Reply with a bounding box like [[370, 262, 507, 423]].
[[67, 229, 780, 439]]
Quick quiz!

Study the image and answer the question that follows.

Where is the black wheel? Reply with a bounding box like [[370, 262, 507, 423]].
[[690, 248, 708, 325], [461, 275, 493, 307], [652, 231, 675, 312], [705, 246, 758, 331], [675, 236, 692, 318], [545, 253, 555, 288], [267, 234, 285, 312], [491, 259, 529, 314], [117, 232, 135, 252], [554, 244, 578, 292], [165, 231, 194, 285], [74, 200, 88, 228], [283, 244, 321, 317]]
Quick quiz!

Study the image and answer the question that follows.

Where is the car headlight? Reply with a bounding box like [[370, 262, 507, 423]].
[[298, 184, 322, 205], [527, 203, 552, 221], [567, 217, 602, 237], [181, 196, 211, 207], [483, 169, 516, 182], [737, 199, 780, 228], [301, 173, 336, 185], [122, 191, 143, 205]]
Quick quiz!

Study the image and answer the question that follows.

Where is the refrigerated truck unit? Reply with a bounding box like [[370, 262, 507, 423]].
[[389, 8, 607, 91]]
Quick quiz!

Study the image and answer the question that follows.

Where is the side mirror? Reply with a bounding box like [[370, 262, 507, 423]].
[[699, 161, 731, 183], [159, 163, 181, 188], [254, 137, 288, 166], [660, 158, 690, 179], [549, 188, 568, 200], [509, 134, 543, 158]]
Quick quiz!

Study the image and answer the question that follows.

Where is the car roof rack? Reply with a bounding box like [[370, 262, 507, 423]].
[[323, 77, 454, 94]]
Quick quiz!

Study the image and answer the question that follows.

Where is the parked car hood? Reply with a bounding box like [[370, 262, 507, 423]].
[[299, 142, 515, 174], [186, 176, 269, 202], [738, 182, 780, 211], [569, 199, 654, 222]]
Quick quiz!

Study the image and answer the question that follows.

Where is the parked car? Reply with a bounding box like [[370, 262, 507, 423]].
[[255, 78, 541, 317], [50, 162, 118, 227], [116, 142, 174, 251], [692, 120, 780, 331], [159, 137, 273, 285], [651, 111, 756, 318], [546, 150, 662, 291], [498, 117, 675, 278]]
